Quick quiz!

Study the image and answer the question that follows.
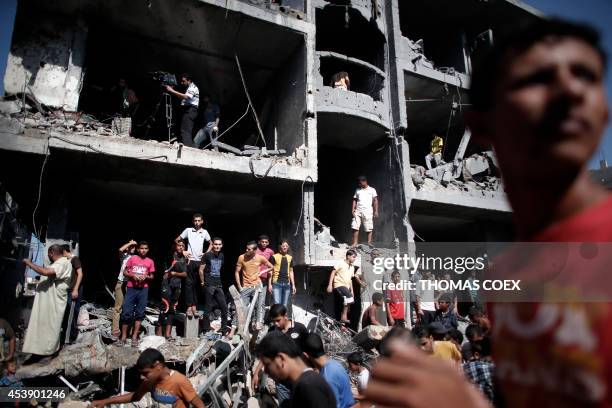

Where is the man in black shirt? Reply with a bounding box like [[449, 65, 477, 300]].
[[253, 304, 309, 406], [158, 241, 188, 338], [269, 304, 308, 348], [62, 244, 83, 343], [199, 238, 230, 336], [256, 331, 336, 408]]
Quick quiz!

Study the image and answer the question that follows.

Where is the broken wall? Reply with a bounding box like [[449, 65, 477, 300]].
[[3, 8, 87, 110]]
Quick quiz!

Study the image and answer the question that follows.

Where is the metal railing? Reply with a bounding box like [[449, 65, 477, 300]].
[[195, 287, 260, 407]]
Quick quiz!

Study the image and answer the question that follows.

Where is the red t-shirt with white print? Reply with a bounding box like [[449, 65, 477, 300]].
[[491, 195, 612, 407], [125, 255, 155, 288]]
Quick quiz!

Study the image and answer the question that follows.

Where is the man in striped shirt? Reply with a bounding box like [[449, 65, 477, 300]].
[[166, 73, 199, 147]]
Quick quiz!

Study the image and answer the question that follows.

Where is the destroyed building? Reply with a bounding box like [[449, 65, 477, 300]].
[[0, 0, 539, 377]]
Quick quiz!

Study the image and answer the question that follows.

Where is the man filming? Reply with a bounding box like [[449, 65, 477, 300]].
[[165, 73, 199, 147]]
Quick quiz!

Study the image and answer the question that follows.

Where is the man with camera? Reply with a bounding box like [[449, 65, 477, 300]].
[[165, 73, 199, 147]]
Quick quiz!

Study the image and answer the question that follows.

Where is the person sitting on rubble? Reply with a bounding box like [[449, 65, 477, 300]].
[[21, 244, 72, 364], [253, 304, 309, 407], [347, 352, 369, 399], [424, 134, 445, 170], [199, 237, 231, 337], [351, 175, 378, 247], [326, 249, 365, 325], [112, 240, 137, 339], [256, 331, 337, 408], [361, 292, 385, 328], [302, 333, 357, 408], [157, 241, 188, 339], [331, 71, 350, 91], [119, 241, 155, 347], [0, 359, 23, 388], [89, 348, 205, 408], [194, 94, 220, 149], [235, 241, 273, 331], [268, 240, 296, 307]]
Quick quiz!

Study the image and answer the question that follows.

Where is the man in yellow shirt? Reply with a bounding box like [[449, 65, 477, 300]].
[[414, 324, 461, 364], [326, 249, 365, 324]]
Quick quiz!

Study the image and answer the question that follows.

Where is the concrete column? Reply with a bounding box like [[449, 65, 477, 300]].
[[3, 11, 87, 111]]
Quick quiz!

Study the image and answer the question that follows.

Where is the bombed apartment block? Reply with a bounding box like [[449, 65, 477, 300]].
[[0, 0, 541, 401]]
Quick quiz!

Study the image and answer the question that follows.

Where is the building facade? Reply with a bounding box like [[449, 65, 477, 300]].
[[0, 0, 538, 317]]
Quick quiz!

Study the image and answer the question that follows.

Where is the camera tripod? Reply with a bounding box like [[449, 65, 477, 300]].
[[144, 89, 174, 142]]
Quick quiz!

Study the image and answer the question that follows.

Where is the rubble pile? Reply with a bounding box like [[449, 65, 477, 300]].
[[411, 151, 505, 198], [0, 96, 115, 137]]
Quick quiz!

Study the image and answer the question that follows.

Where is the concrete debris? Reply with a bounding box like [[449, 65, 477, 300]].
[[0, 116, 25, 135], [462, 154, 490, 182], [1, 108, 114, 136], [137, 335, 166, 351], [413, 151, 504, 197], [0, 100, 23, 115]]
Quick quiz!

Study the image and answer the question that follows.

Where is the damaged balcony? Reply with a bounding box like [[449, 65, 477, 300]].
[[397, 0, 540, 80], [402, 75, 509, 213], [3, 0, 313, 171], [314, 4, 389, 149]]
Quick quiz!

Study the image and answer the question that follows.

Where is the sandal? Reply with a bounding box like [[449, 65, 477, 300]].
[[132, 338, 140, 348]]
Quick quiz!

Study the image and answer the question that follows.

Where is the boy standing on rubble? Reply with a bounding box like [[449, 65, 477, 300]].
[[200, 237, 231, 336], [176, 213, 212, 318], [112, 240, 137, 338], [158, 241, 188, 339], [119, 241, 155, 346], [89, 348, 205, 408], [351, 175, 378, 247], [326, 249, 364, 324], [235, 241, 273, 330]]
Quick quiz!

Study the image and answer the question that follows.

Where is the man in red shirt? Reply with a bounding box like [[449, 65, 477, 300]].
[[385, 271, 406, 327], [120, 241, 155, 346], [363, 18, 611, 408]]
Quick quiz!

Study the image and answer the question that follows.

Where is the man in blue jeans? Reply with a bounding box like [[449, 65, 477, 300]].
[[268, 240, 296, 306], [235, 241, 273, 330], [194, 95, 220, 149], [200, 237, 230, 336], [120, 241, 155, 346]]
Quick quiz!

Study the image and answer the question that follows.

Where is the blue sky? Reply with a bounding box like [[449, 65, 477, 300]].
[[0, 0, 610, 167]]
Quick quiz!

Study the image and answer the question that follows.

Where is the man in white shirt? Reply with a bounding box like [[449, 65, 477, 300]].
[[415, 270, 436, 326], [351, 176, 378, 247], [175, 213, 212, 317], [166, 73, 199, 147]]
